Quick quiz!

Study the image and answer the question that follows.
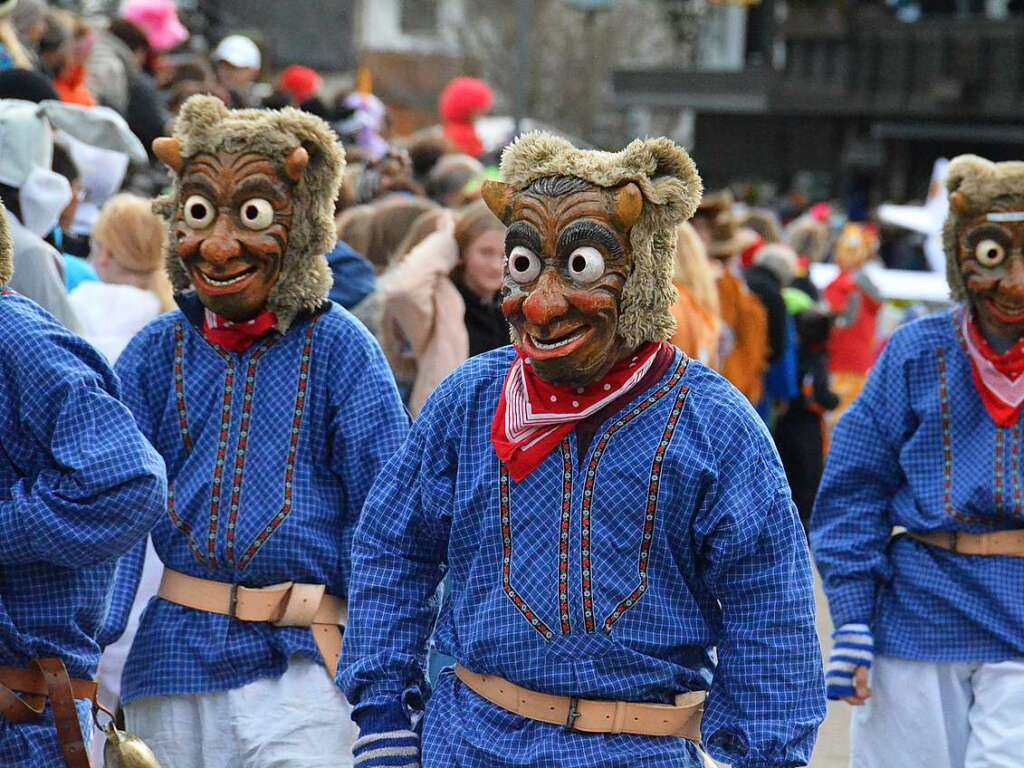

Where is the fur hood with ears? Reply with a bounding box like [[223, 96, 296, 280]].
[[0, 201, 12, 286], [944, 154, 1024, 302], [156, 95, 345, 331], [498, 132, 702, 349]]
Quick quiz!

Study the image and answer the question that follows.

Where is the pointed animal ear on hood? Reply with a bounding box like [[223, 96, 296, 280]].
[[152, 137, 184, 173], [609, 182, 643, 233], [948, 191, 969, 216], [284, 146, 309, 182], [482, 179, 514, 225]]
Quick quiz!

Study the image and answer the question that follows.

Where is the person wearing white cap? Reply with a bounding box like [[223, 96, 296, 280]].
[[0, 99, 147, 331], [213, 34, 262, 108]]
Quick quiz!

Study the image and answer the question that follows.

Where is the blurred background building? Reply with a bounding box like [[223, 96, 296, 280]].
[[615, 0, 1024, 210], [54, 0, 1024, 209]]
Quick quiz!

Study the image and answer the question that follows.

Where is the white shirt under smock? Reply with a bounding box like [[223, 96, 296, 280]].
[[68, 281, 162, 364]]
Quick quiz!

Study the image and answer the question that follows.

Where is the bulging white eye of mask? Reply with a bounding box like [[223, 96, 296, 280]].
[[18, 167, 72, 238]]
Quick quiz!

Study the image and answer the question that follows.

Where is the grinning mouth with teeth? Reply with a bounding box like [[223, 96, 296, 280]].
[[196, 267, 257, 287], [529, 328, 587, 350]]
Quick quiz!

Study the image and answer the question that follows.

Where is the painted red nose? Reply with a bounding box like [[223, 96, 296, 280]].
[[521, 270, 569, 327]]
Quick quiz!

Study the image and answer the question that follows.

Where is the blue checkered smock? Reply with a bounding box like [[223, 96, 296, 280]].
[[0, 290, 166, 766], [340, 347, 825, 768], [107, 294, 409, 704], [813, 308, 1024, 662]]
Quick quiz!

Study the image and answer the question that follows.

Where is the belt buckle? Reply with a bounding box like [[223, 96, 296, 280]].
[[228, 584, 239, 619], [564, 696, 581, 731]]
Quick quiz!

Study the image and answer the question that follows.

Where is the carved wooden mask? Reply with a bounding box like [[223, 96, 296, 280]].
[[483, 175, 644, 387]]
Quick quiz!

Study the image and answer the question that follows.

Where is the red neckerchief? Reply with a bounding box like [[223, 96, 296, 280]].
[[963, 311, 1024, 427], [491, 341, 665, 482], [202, 308, 278, 353]]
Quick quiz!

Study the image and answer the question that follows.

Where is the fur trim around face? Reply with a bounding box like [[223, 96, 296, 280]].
[[157, 95, 345, 331], [499, 132, 702, 349], [0, 200, 12, 286], [943, 154, 1024, 301]]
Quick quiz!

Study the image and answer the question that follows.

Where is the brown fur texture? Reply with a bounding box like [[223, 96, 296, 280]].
[[944, 154, 1024, 301], [156, 95, 345, 331], [499, 132, 702, 349], [0, 200, 12, 286]]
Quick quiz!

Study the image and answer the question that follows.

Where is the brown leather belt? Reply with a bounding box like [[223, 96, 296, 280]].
[[158, 568, 347, 676], [909, 530, 1024, 557], [454, 664, 704, 740], [0, 659, 96, 768]]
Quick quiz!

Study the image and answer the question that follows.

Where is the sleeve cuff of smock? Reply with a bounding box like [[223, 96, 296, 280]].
[[353, 702, 413, 736], [825, 581, 876, 630]]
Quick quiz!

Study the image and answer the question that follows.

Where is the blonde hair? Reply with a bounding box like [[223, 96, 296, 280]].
[[452, 199, 504, 286], [0, 19, 32, 69], [673, 221, 719, 320], [93, 194, 175, 312]]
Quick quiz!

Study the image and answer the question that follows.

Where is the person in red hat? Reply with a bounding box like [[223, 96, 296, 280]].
[[279, 64, 322, 108], [439, 76, 494, 159]]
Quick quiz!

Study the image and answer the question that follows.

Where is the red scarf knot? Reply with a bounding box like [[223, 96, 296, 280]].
[[963, 311, 1024, 427], [491, 341, 666, 482], [202, 308, 278, 353]]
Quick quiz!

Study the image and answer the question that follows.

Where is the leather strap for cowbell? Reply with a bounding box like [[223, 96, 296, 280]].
[[0, 658, 95, 768]]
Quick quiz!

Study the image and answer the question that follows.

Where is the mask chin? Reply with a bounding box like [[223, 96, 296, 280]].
[[533, 344, 619, 388]]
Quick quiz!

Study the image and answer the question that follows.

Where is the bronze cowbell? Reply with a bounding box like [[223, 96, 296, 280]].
[[95, 703, 162, 768]]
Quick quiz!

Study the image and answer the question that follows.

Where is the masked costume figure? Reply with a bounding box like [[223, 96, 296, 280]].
[[340, 134, 824, 768], [0, 201, 166, 766], [104, 96, 409, 768], [822, 222, 882, 420], [814, 156, 1024, 767]]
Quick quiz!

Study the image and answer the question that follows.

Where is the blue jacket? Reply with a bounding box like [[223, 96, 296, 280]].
[[327, 240, 376, 310], [340, 347, 824, 768], [106, 293, 409, 704], [814, 307, 1024, 661], [0, 289, 166, 765]]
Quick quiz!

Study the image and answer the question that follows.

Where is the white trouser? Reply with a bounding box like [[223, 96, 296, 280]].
[[850, 655, 1024, 768], [124, 658, 357, 768]]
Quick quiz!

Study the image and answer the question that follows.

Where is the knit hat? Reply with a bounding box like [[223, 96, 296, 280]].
[[155, 95, 346, 332], [0, 199, 11, 286], [120, 0, 188, 52], [943, 154, 1024, 301], [494, 132, 702, 348], [279, 65, 321, 105]]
